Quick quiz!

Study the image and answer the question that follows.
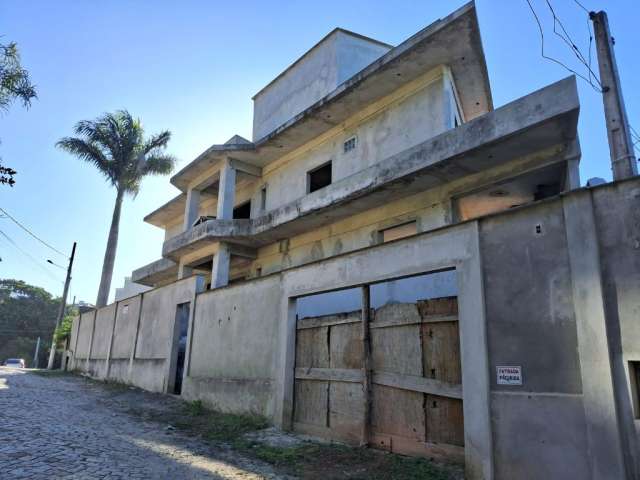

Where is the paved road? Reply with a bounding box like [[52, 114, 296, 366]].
[[0, 368, 284, 479]]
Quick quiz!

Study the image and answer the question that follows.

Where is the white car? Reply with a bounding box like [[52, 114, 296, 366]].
[[3, 358, 26, 368]]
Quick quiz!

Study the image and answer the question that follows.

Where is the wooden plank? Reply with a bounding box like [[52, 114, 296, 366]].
[[293, 379, 328, 427], [371, 384, 425, 441], [295, 367, 363, 383], [422, 321, 462, 384], [369, 314, 458, 329], [297, 311, 361, 330], [295, 326, 329, 369], [330, 322, 363, 369], [369, 433, 465, 464], [417, 297, 458, 316], [372, 371, 462, 399], [329, 382, 365, 444], [426, 395, 465, 447], [292, 422, 361, 446], [371, 302, 421, 329], [371, 324, 422, 375]]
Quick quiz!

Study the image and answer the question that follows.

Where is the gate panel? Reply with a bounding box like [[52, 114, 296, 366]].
[[370, 296, 464, 461], [293, 311, 364, 443], [292, 293, 463, 462]]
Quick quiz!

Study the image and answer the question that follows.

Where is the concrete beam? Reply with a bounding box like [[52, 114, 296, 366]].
[[229, 158, 262, 178], [131, 258, 178, 286]]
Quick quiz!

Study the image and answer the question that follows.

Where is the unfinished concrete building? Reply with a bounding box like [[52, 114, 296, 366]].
[[68, 3, 640, 478]]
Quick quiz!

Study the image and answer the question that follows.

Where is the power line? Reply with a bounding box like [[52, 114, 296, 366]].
[[573, 0, 590, 14], [525, 0, 603, 92], [545, 0, 602, 91], [0, 229, 64, 284], [0, 207, 68, 259], [526, 1, 640, 161]]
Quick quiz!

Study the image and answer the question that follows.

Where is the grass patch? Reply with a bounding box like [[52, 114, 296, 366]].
[[241, 442, 321, 467], [232, 441, 458, 480], [146, 399, 270, 444]]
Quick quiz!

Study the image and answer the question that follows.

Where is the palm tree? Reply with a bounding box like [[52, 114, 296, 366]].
[[57, 110, 175, 307]]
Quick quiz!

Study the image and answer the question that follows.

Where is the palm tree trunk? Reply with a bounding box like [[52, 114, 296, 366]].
[[96, 188, 124, 307]]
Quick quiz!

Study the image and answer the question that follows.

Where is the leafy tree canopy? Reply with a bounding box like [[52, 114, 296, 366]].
[[0, 40, 37, 186], [56, 110, 175, 196], [0, 279, 59, 365]]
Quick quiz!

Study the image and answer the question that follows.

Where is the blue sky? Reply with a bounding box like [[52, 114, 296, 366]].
[[0, 0, 638, 304]]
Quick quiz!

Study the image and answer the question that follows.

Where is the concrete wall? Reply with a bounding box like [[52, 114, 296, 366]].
[[252, 144, 569, 277], [178, 177, 640, 479], [252, 29, 389, 141], [255, 69, 451, 212], [111, 296, 141, 359], [479, 200, 590, 479], [68, 276, 203, 394], [73, 310, 95, 359], [72, 177, 640, 478], [182, 275, 282, 416]]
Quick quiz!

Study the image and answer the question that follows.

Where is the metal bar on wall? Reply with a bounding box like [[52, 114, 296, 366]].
[[361, 285, 372, 447]]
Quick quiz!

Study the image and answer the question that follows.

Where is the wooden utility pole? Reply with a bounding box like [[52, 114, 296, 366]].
[[46, 242, 77, 370], [591, 10, 638, 180]]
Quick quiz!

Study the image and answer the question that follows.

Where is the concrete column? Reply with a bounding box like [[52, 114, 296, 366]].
[[127, 293, 144, 384], [183, 188, 201, 231], [563, 191, 628, 479], [210, 243, 231, 289], [178, 261, 193, 280], [104, 302, 119, 380], [216, 159, 236, 220]]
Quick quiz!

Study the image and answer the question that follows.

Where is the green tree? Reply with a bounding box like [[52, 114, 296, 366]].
[[0, 40, 37, 186], [0, 279, 59, 366], [54, 306, 78, 347], [57, 110, 175, 307]]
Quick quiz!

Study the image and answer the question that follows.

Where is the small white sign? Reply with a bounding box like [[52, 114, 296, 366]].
[[497, 366, 522, 385]]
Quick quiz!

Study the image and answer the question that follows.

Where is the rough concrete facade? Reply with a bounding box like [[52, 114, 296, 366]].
[[252, 28, 390, 141]]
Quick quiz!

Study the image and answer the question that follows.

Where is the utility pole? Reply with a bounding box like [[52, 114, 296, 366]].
[[591, 10, 638, 180], [47, 242, 77, 370], [33, 336, 40, 369]]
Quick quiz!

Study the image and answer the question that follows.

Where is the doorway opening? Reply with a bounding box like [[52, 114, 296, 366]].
[[173, 302, 190, 394]]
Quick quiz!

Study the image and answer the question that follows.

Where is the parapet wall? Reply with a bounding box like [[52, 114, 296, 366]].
[[69, 275, 203, 394]]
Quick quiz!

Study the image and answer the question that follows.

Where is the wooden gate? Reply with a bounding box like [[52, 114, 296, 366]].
[[293, 294, 463, 462]]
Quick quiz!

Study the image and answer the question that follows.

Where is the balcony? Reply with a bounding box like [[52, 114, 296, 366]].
[[162, 76, 580, 261]]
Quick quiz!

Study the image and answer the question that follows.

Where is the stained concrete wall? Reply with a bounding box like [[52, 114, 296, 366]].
[[90, 303, 116, 360], [591, 180, 640, 474], [111, 296, 141, 359], [479, 200, 590, 479], [252, 29, 390, 141], [74, 310, 95, 359], [182, 275, 282, 416], [179, 178, 640, 479], [252, 144, 569, 277], [255, 70, 451, 212], [68, 276, 203, 394], [71, 177, 640, 478]]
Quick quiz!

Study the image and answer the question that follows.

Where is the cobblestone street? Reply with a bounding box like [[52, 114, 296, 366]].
[[0, 368, 286, 479]]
